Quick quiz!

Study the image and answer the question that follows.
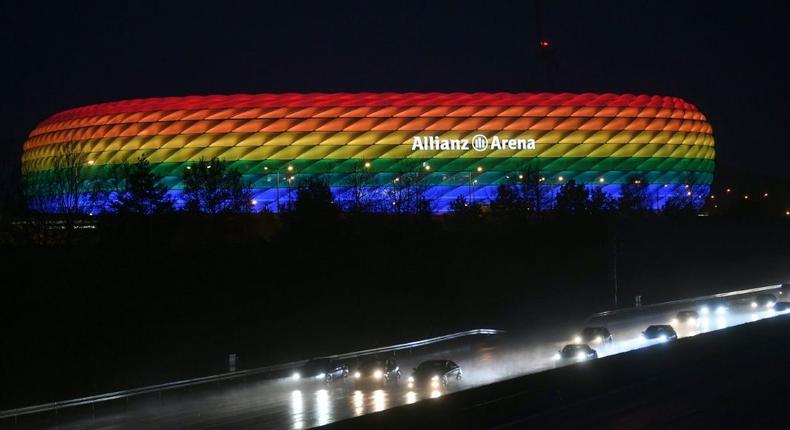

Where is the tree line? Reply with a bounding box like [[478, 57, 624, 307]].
[[18, 150, 706, 218]]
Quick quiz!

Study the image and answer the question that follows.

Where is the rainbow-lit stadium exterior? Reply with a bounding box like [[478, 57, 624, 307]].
[[22, 92, 714, 212]]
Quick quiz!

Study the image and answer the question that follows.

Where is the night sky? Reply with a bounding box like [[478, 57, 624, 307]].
[[2, 0, 788, 178]]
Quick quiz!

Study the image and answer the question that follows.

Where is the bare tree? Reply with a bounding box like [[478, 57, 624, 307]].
[[518, 164, 552, 215], [346, 161, 375, 213]]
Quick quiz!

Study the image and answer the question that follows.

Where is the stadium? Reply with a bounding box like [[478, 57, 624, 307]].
[[21, 92, 715, 212]]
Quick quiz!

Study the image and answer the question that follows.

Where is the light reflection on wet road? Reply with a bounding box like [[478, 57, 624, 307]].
[[10, 299, 789, 430]]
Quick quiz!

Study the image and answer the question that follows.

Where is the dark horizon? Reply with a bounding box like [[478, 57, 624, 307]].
[[2, 0, 789, 180]]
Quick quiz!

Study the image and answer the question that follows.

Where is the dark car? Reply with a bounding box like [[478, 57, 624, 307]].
[[294, 358, 349, 382], [553, 344, 598, 366], [672, 310, 700, 327], [641, 325, 677, 342], [774, 302, 790, 311], [351, 358, 401, 385], [699, 299, 728, 315], [575, 327, 613, 345], [752, 293, 776, 309], [408, 360, 462, 389]]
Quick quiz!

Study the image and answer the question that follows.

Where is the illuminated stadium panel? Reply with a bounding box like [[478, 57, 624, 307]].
[[22, 92, 715, 212]]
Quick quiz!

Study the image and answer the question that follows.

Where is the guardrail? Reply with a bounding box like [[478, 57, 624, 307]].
[[588, 284, 783, 319], [0, 328, 503, 421]]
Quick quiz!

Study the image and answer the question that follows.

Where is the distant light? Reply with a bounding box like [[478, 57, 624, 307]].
[[251, 199, 257, 205], [264, 166, 269, 171], [573, 336, 582, 343], [599, 177, 605, 183], [710, 195, 715, 199], [476, 166, 483, 172], [186, 166, 191, 170], [726, 188, 731, 193], [687, 191, 692, 196], [292, 372, 301, 380], [763, 192, 768, 198], [558, 176, 564, 182], [785, 210, 790, 216], [539, 176, 546, 182], [685, 184, 689, 189], [539, 40, 551, 49], [207, 165, 211, 169], [317, 373, 326, 379], [634, 179, 641, 184], [744, 195, 749, 200], [87, 160, 94, 166], [287, 165, 294, 172], [364, 162, 371, 168], [751, 302, 758, 308], [394, 177, 400, 183], [424, 164, 431, 171], [518, 174, 524, 180], [354, 372, 361, 379], [373, 370, 383, 379]]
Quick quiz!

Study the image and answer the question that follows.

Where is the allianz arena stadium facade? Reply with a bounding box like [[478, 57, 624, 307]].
[[22, 92, 715, 213]]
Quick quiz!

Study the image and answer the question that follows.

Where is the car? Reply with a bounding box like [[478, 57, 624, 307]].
[[699, 299, 728, 315], [671, 310, 700, 327], [407, 360, 462, 389], [574, 327, 613, 345], [552, 344, 598, 366], [774, 302, 790, 311], [752, 293, 776, 309], [293, 358, 349, 382], [350, 358, 401, 385], [641, 325, 678, 342]]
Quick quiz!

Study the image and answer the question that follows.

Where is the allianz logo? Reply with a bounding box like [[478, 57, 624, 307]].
[[411, 134, 537, 152]]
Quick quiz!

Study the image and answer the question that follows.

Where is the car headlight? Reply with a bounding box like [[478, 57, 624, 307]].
[[576, 352, 586, 360], [373, 369, 383, 379], [766, 302, 775, 308], [699, 306, 709, 315], [658, 335, 668, 342], [431, 375, 439, 381], [408, 376, 414, 383], [292, 372, 301, 380], [552, 353, 561, 361], [751, 302, 758, 308], [687, 318, 696, 325], [716, 305, 727, 314], [317, 372, 326, 379], [594, 336, 602, 343], [573, 336, 582, 343], [671, 318, 679, 325], [354, 372, 361, 379]]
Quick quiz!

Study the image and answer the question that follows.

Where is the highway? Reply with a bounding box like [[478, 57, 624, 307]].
[[2, 286, 788, 429]]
